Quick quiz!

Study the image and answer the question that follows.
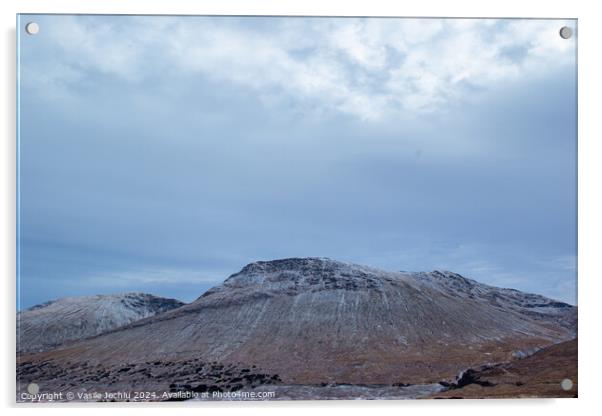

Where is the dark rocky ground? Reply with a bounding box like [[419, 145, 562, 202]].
[[17, 357, 282, 402], [17, 339, 577, 401]]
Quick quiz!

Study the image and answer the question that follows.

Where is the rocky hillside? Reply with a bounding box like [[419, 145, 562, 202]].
[[430, 338, 578, 398], [17, 258, 577, 399], [18, 293, 185, 353]]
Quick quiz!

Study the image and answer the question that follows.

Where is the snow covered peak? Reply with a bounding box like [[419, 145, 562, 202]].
[[25, 292, 182, 312], [218, 257, 402, 292], [18, 293, 185, 353]]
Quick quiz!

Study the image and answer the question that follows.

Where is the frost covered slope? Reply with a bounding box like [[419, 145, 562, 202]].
[[18, 293, 185, 353], [21, 258, 576, 385]]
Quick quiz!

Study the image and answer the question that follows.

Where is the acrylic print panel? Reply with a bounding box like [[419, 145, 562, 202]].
[[16, 15, 577, 402]]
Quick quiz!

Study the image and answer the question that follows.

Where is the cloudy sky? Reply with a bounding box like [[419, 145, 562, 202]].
[[17, 15, 577, 308]]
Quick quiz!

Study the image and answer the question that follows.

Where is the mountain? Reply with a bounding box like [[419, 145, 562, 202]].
[[17, 258, 576, 400], [17, 293, 185, 354]]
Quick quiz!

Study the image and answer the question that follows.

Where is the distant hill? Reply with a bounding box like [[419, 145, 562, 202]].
[[17, 293, 185, 353]]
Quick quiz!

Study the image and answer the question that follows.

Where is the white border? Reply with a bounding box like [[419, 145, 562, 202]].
[[2, 1, 600, 415]]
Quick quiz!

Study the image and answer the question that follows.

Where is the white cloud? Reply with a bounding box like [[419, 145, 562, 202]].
[[22, 16, 576, 121]]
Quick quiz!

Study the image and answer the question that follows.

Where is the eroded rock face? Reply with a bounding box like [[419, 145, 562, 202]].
[[17, 258, 577, 394], [17, 293, 185, 353]]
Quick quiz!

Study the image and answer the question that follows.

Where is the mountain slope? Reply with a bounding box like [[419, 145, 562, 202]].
[[18, 258, 576, 395], [17, 293, 185, 353]]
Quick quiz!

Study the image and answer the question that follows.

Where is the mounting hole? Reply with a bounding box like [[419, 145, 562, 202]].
[[559, 26, 573, 39], [25, 22, 39, 35], [561, 378, 573, 391], [27, 382, 39, 395]]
